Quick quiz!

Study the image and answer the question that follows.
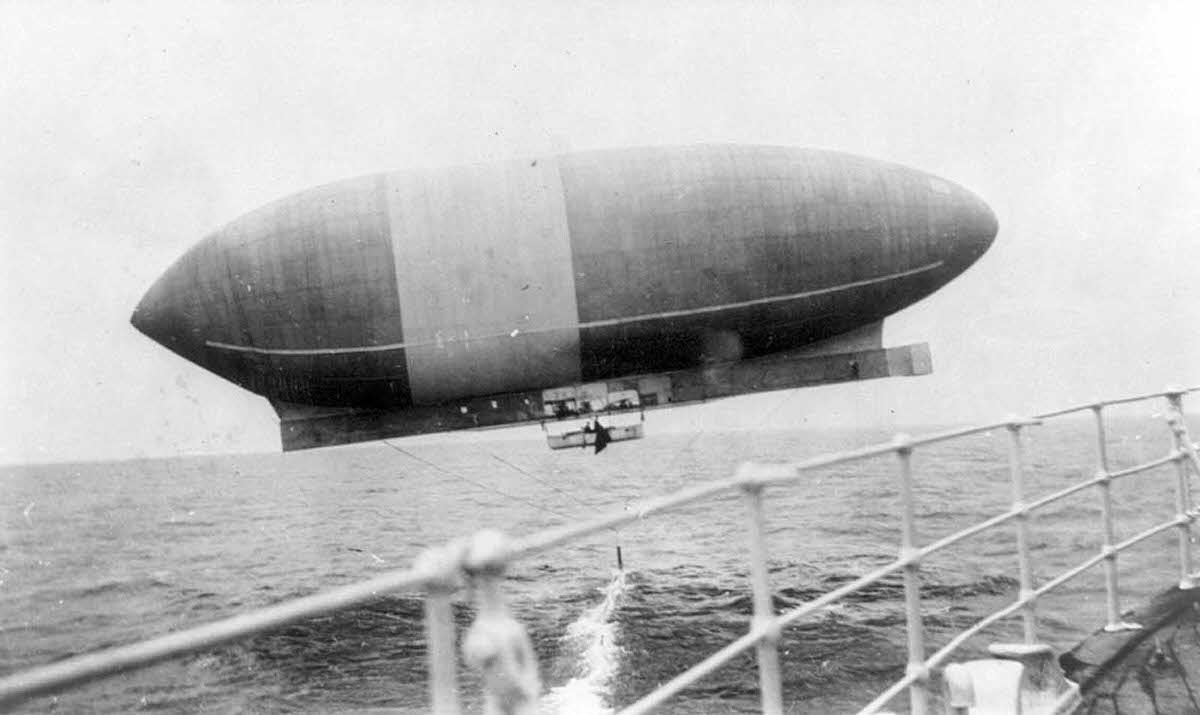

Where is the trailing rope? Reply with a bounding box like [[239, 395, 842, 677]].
[[387, 443, 628, 569], [490, 453, 625, 570], [382, 441, 575, 523], [489, 454, 602, 511], [658, 385, 804, 478]]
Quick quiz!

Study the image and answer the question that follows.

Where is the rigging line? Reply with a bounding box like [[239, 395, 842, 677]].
[[488, 453, 624, 560], [386, 441, 625, 569], [489, 453, 617, 521], [381, 440, 575, 522], [755, 386, 804, 429], [659, 384, 804, 478], [653, 421, 718, 493], [486, 453, 627, 572]]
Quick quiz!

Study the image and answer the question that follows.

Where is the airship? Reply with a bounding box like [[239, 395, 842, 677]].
[[131, 145, 997, 451]]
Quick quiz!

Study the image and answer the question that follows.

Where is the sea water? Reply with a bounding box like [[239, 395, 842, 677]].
[[0, 415, 1193, 713]]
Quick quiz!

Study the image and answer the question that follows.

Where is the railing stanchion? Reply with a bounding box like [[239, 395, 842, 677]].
[[462, 531, 540, 715], [1167, 390, 1196, 589], [1007, 421, 1038, 643], [894, 435, 928, 715], [1092, 405, 1124, 630], [738, 465, 785, 715], [1177, 391, 1195, 509], [425, 592, 462, 714], [416, 542, 465, 715]]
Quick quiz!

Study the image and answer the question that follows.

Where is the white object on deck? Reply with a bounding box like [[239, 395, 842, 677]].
[[942, 644, 1081, 714]]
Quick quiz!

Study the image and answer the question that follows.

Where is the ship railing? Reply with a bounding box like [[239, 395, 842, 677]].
[[0, 387, 1198, 714]]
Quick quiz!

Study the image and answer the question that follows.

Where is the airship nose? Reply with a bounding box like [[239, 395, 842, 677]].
[[131, 256, 208, 364], [943, 187, 998, 273]]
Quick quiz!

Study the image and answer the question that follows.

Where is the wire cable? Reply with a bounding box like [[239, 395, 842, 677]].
[[489, 453, 603, 511], [382, 440, 575, 522]]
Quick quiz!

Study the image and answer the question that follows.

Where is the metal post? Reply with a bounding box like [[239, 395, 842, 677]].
[[894, 435, 928, 715], [1178, 391, 1195, 513], [425, 592, 462, 715], [462, 531, 540, 715], [416, 543, 465, 715], [738, 465, 784, 715], [1092, 406, 1125, 631], [1167, 392, 1196, 590], [1007, 423, 1037, 644]]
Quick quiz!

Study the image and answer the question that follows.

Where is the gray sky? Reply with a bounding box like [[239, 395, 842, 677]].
[[2, 1, 1197, 465]]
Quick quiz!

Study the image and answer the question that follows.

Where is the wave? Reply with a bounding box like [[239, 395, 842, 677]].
[[68, 572, 177, 599]]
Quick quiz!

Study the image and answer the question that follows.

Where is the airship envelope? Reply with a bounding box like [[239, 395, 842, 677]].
[[132, 145, 997, 450]]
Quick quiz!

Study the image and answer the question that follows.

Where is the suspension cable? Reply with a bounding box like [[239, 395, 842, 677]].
[[382, 441, 576, 522], [659, 385, 804, 477], [489, 452, 626, 569], [489, 453, 603, 511]]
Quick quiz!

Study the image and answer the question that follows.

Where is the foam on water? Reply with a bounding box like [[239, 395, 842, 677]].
[[542, 569, 628, 714]]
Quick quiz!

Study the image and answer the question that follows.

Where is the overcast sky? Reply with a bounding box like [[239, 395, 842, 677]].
[[2, 1, 1197, 465]]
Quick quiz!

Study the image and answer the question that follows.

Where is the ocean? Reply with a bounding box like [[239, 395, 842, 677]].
[[1, 413, 1194, 713]]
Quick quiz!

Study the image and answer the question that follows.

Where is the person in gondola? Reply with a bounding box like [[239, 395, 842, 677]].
[[592, 418, 611, 453]]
